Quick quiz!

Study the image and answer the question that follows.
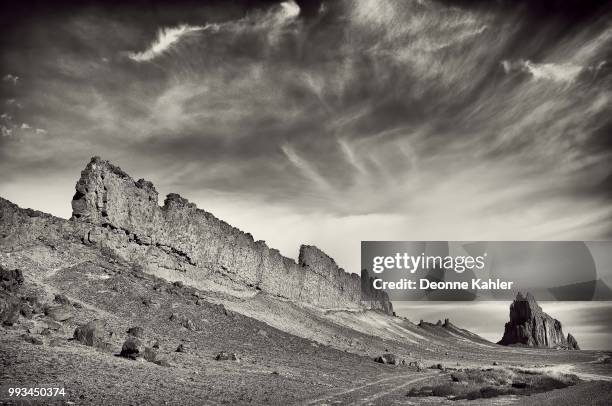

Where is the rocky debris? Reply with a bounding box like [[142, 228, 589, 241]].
[[451, 372, 467, 382], [214, 303, 234, 317], [22, 334, 44, 345], [408, 361, 425, 371], [45, 305, 73, 322], [0, 266, 26, 326], [1, 294, 21, 325], [24, 294, 45, 314], [567, 333, 580, 350], [19, 302, 33, 319], [154, 358, 171, 367], [374, 353, 398, 365], [68, 157, 392, 312], [0, 267, 24, 292], [215, 351, 239, 361], [43, 320, 63, 331], [169, 313, 196, 330], [74, 320, 108, 349], [142, 297, 160, 309], [54, 294, 71, 305], [498, 292, 579, 350], [433, 363, 445, 371], [120, 336, 146, 360], [126, 326, 144, 338]]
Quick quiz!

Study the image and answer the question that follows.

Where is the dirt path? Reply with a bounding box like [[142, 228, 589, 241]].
[[301, 372, 439, 405]]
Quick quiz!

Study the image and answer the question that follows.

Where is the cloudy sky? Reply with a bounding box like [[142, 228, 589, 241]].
[[1, 0, 611, 348]]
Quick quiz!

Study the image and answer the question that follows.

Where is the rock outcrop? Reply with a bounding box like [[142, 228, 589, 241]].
[[65, 157, 392, 313], [361, 269, 394, 315], [498, 292, 579, 349]]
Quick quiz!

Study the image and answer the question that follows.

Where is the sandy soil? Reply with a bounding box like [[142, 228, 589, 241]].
[[1, 243, 611, 405]]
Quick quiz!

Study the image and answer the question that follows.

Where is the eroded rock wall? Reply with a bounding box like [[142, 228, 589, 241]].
[[70, 157, 392, 312]]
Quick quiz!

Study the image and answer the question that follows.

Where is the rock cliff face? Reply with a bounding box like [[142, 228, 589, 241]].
[[361, 269, 394, 315], [498, 292, 579, 349], [69, 157, 392, 313]]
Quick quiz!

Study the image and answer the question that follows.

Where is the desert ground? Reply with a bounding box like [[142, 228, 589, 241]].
[[1, 238, 611, 405]]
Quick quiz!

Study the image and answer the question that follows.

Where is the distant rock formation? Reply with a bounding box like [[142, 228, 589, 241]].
[[1, 156, 392, 313], [498, 292, 579, 350]]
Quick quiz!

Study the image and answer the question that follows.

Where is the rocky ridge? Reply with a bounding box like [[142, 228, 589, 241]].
[[498, 292, 579, 349], [3, 157, 392, 313]]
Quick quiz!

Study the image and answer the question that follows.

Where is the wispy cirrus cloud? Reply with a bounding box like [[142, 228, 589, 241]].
[[127, 1, 301, 62], [127, 24, 213, 62]]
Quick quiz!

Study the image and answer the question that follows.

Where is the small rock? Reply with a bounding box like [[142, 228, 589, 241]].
[[142, 297, 160, 309], [0, 293, 21, 325], [72, 302, 83, 309], [451, 372, 467, 382], [257, 329, 268, 338], [183, 319, 196, 331], [22, 334, 43, 345], [173, 281, 184, 288], [408, 361, 425, 372], [127, 326, 144, 338], [154, 358, 171, 367], [432, 363, 445, 371], [374, 353, 398, 365], [44, 320, 63, 331], [41, 328, 53, 336], [152, 340, 160, 349], [176, 344, 186, 353], [19, 303, 33, 319], [54, 294, 71, 305], [45, 305, 73, 322], [215, 351, 239, 361], [144, 347, 158, 362], [493, 361, 499, 366]]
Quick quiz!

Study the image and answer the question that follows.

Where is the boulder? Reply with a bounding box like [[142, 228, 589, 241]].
[[45, 305, 73, 322], [408, 361, 425, 371], [0, 293, 21, 325], [0, 267, 24, 292], [143, 347, 158, 362], [74, 320, 107, 348], [54, 294, 71, 305], [374, 353, 398, 365], [120, 336, 146, 359], [498, 292, 579, 350], [215, 351, 239, 361], [126, 326, 144, 338]]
